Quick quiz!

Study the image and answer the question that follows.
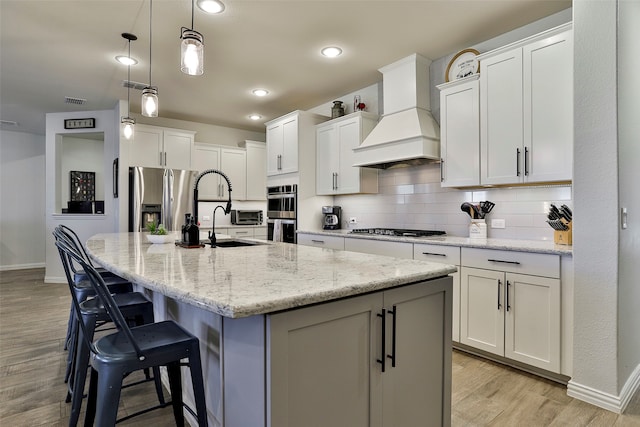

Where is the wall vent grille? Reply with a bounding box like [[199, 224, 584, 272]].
[[123, 80, 148, 91], [64, 96, 87, 105]]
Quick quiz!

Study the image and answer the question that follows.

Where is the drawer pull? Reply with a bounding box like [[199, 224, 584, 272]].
[[488, 259, 521, 265], [422, 252, 446, 257], [235, 231, 249, 235], [311, 239, 325, 244]]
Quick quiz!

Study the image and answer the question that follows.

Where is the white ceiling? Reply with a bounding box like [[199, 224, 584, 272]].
[[0, 0, 571, 135]]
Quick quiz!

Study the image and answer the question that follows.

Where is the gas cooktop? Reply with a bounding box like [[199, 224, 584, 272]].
[[349, 228, 446, 237]]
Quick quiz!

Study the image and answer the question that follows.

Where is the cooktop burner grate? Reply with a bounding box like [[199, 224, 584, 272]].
[[349, 228, 446, 237]]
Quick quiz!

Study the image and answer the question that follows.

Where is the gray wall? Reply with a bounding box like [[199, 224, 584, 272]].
[[0, 130, 46, 270]]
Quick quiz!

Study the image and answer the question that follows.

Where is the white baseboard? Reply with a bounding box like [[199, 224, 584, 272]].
[[568, 363, 640, 414], [0, 262, 45, 271], [44, 275, 66, 284]]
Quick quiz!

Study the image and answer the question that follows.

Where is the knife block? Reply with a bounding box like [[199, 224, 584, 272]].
[[553, 221, 572, 245]]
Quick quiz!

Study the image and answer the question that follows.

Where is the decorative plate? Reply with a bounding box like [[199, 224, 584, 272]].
[[445, 49, 480, 82]]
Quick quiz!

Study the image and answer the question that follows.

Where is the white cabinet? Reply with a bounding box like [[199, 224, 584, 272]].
[[414, 243, 461, 342], [192, 143, 246, 200], [437, 76, 480, 188], [266, 110, 327, 177], [268, 278, 452, 427], [316, 112, 378, 195], [130, 124, 195, 169], [344, 237, 413, 259], [297, 233, 345, 250], [479, 24, 572, 186], [460, 248, 561, 373], [240, 140, 266, 200]]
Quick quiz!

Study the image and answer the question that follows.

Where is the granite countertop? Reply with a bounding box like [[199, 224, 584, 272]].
[[85, 232, 456, 319], [297, 229, 573, 256]]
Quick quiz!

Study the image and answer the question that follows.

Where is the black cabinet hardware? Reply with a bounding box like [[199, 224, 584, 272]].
[[488, 259, 521, 265], [506, 280, 511, 311], [524, 147, 529, 176], [497, 279, 502, 310], [516, 148, 521, 176], [377, 309, 386, 372], [422, 252, 446, 257], [311, 239, 325, 244], [440, 159, 444, 182], [387, 306, 397, 368]]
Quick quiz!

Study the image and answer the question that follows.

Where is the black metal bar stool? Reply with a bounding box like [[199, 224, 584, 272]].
[[55, 238, 208, 426], [58, 225, 132, 351], [54, 228, 166, 426]]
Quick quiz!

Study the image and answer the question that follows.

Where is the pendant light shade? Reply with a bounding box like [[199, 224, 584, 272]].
[[142, 0, 159, 117], [181, 0, 204, 76], [180, 28, 204, 76], [141, 87, 159, 117], [120, 32, 137, 139]]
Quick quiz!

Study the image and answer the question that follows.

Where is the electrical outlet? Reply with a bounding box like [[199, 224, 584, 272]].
[[491, 219, 505, 229], [349, 217, 357, 224], [202, 215, 211, 221]]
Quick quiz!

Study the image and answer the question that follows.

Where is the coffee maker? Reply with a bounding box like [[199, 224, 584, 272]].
[[322, 206, 341, 230]]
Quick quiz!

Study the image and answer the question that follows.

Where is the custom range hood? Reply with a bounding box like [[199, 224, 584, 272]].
[[353, 53, 440, 169]]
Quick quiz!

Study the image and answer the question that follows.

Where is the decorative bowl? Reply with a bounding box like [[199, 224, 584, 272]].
[[146, 234, 174, 244]]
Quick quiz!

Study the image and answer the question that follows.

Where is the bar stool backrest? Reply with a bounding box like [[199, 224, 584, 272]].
[[53, 230, 146, 361], [57, 225, 95, 276]]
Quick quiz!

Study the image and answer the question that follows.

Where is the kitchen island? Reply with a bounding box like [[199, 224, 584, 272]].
[[86, 232, 456, 427]]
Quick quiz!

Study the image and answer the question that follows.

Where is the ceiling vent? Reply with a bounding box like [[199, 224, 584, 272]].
[[64, 96, 87, 105], [122, 80, 148, 91]]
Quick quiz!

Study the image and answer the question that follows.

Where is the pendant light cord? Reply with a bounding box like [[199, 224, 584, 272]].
[[148, 0, 153, 86], [127, 40, 131, 117], [191, 0, 195, 29]]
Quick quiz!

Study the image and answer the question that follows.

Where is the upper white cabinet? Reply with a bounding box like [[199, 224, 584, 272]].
[[192, 143, 247, 201], [130, 124, 195, 170], [240, 140, 266, 200], [480, 24, 573, 185], [316, 112, 379, 195], [437, 75, 480, 188], [266, 110, 327, 177]]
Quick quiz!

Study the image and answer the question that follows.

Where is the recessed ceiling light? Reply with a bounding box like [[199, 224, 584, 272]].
[[252, 89, 269, 97], [321, 46, 342, 58], [197, 0, 225, 14], [116, 55, 138, 66], [249, 114, 262, 121]]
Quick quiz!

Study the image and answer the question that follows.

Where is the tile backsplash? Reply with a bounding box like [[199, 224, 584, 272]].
[[334, 164, 572, 241]]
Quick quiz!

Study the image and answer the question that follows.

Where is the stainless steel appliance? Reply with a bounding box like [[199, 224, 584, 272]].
[[266, 185, 297, 243], [129, 166, 197, 232], [349, 228, 446, 237], [322, 206, 341, 230], [230, 210, 263, 225]]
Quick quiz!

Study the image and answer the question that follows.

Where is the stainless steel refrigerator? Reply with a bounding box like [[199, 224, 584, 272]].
[[129, 166, 197, 232]]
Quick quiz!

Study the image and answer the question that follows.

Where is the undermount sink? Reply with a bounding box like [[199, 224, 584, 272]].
[[202, 239, 264, 248]]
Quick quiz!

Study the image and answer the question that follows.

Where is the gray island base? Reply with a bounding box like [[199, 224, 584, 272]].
[[86, 232, 455, 427]]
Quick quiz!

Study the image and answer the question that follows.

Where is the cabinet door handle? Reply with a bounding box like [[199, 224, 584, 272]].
[[164, 151, 167, 166], [516, 148, 521, 177], [440, 158, 444, 182], [159, 152, 163, 166], [376, 309, 386, 373], [422, 252, 446, 257], [311, 239, 325, 244], [334, 172, 338, 190], [488, 259, 521, 265], [497, 279, 502, 310], [277, 154, 282, 170], [524, 147, 529, 176], [387, 305, 397, 368], [506, 280, 511, 312]]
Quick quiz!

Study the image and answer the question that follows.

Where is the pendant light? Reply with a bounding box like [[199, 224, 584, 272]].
[[121, 33, 137, 139], [142, 0, 159, 117], [180, 0, 204, 76]]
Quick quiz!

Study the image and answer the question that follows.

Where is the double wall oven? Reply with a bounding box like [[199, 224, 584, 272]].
[[266, 184, 297, 243]]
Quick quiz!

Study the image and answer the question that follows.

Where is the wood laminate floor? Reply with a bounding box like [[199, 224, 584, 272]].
[[1, 268, 639, 426]]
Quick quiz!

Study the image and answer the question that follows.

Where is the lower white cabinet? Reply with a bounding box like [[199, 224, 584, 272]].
[[297, 233, 345, 250], [268, 278, 452, 427], [460, 248, 561, 373], [344, 237, 413, 259], [414, 243, 461, 343]]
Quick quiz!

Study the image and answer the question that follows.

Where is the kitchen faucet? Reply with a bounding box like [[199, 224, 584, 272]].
[[193, 168, 233, 225], [208, 205, 227, 247]]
